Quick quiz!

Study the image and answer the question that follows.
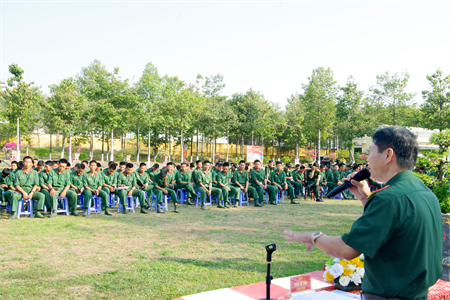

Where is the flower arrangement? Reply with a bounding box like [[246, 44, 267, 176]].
[[360, 153, 369, 160], [324, 254, 365, 290]]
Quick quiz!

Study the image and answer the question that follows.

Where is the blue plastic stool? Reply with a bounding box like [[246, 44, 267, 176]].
[[276, 190, 285, 204], [238, 191, 249, 206], [77, 194, 85, 210], [118, 196, 135, 213], [150, 193, 168, 211], [108, 193, 116, 208], [17, 198, 33, 219], [176, 189, 187, 204], [87, 196, 102, 215], [195, 191, 212, 208], [56, 196, 70, 216], [263, 190, 270, 204]]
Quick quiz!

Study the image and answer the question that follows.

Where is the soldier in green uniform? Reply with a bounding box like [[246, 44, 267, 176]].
[[331, 163, 346, 199], [326, 164, 338, 193], [134, 162, 154, 206], [305, 163, 322, 202], [293, 165, 305, 196], [284, 126, 443, 300], [101, 163, 118, 206], [285, 163, 302, 200], [48, 159, 79, 216], [250, 160, 275, 206], [81, 160, 91, 173], [265, 160, 276, 179], [39, 160, 54, 212], [69, 163, 85, 209], [9, 156, 46, 219], [153, 168, 179, 213], [197, 160, 224, 210], [145, 163, 159, 185], [216, 162, 239, 208], [233, 160, 261, 207], [166, 162, 177, 190], [116, 163, 149, 214], [191, 160, 202, 185], [117, 162, 126, 175], [318, 165, 328, 194], [33, 158, 39, 169], [0, 168, 11, 204], [269, 161, 298, 204], [174, 162, 196, 205], [82, 160, 112, 216], [34, 160, 44, 172]]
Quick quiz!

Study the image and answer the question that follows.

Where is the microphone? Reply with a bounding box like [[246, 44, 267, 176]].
[[326, 169, 371, 199]]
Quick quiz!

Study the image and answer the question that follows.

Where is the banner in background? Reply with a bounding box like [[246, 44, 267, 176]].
[[247, 146, 263, 162]]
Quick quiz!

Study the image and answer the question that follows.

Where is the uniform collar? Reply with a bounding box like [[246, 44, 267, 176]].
[[385, 169, 413, 186], [56, 169, 65, 175], [89, 172, 96, 176], [276, 170, 282, 174], [238, 169, 245, 173], [23, 169, 33, 174]]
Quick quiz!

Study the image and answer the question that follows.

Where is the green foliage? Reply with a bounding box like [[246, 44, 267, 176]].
[[281, 156, 290, 163], [34, 148, 49, 158], [432, 181, 450, 214], [263, 156, 270, 164], [416, 155, 433, 169], [79, 152, 89, 160], [413, 172, 437, 188], [117, 154, 124, 161]]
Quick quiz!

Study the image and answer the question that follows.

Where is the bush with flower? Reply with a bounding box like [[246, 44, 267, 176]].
[[2, 142, 24, 154], [323, 254, 365, 288]]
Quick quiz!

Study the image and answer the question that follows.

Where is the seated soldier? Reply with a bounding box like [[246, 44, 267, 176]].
[[250, 160, 275, 207], [7, 156, 46, 219], [305, 163, 322, 202], [153, 168, 179, 213], [34, 160, 44, 172], [40, 160, 54, 212], [145, 163, 159, 181], [174, 162, 196, 205], [0, 168, 11, 206], [285, 163, 301, 202], [52, 161, 59, 169], [81, 160, 90, 172], [69, 163, 85, 210], [10, 161, 18, 171], [82, 160, 112, 216], [197, 160, 223, 209], [33, 158, 39, 169], [166, 162, 177, 190], [116, 163, 149, 214], [101, 163, 118, 205], [65, 162, 71, 172], [96, 162, 102, 172], [232, 160, 260, 207], [319, 165, 328, 194], [192, 160, 202, 186], [48, 158, 79, 217], [189, 163, 195, 171], [216, 162, 239, 208], [293, 165, 305, 195], [117, 162, 126, 174], [268, 161, 298, 204], [265, 160, 276, 179], [133, 162, 154, 207]]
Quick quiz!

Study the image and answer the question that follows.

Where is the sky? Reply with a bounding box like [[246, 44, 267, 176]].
[[1, 0, 449, 107]]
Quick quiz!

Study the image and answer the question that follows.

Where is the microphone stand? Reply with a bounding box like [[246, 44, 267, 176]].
[[260, 244, 277, 300]]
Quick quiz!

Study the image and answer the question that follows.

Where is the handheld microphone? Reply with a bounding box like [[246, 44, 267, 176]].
[[326, 169, 371, 198]]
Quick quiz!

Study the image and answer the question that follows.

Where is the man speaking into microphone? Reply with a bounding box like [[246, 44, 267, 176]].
[[284, 126, 442, 300]]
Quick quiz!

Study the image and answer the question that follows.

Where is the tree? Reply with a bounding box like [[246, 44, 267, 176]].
[[301, 67, 338, 166], [1, 64, 43, 161], [369, 71, 416, 126], [285, 93, 305, 164], [45, 77, 87, 163], [429, 130, 450, 181], [420, 68, 450, 132]]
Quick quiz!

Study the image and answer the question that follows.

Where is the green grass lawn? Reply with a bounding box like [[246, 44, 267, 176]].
[[0, 198, 362, 299]]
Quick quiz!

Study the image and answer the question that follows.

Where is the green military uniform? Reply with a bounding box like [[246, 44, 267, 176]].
[[216, 170, 239, 207], [8, 169, 45, 218], [174, 170, 196, 204], [197, 170, 223, 209], [167, 170, 177, 187], [285, 168, 302, 198], [101, 169, 118, 198], [232, 169, 260, 205], [331, 170, 346, 198], [69, 170, 85, 207], [82, 171, 110, 216], [116, 172, 147, 213], [325, 169, 335, 192], [342, 170, 442, 299], [249, 168, 273, 206], [48, 169, 78, 216], [39, 170, 54, 211], [152, 172, 179, 213], [293, 170, 305, 196], [0, 174, 9, 204], [305, 169, 321, 201], [133, 171, 154, 204], [265, 166, 276, 179], [191, 167, 202, 185], [269, 170, 296, 203]]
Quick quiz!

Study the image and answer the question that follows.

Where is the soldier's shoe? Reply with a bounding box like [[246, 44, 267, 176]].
[[140, 207, 149, 214], [157, 205, 165, 213], [187, 198, 194, 205], [9, 212, 18, 220], [254, 201, 262, 207], [35, 211, 45, 218], [83, 209, 89, 217], [105, 208, 113, 216], [201, 202, 206, 210], [217, 202, 225, 208], [49, 211, 58, 218], [174, 205, 179, 213], [316, 199, 324, 202], [290, 200, 299, 204], [225, 202, 230, 208], [70, 209, 80, 216], [270, 200, 277, 205]]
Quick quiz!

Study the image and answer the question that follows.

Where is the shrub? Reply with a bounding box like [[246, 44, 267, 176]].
[[432, 181, 450, 214], [281, 156, 290, 163], [79, 152, 89, 160], [263, 156, 270, 164], [34, 148, 49, 158]]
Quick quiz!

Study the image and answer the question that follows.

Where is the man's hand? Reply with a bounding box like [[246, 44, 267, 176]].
[[315, 182, 319, 186], [162, 189, 168, 195], [127, 191, 133, 196], [60, 191, 66, 198], [22, 192, 29, 199], [76, 188, 81, 194], [283, 230, 315, 252], [227, 187, 231, 192], [49, 189, 56, 197], [109, 187, 114, 193], [284, 184, 288, 191], [206, 189, 211, 196], [28, 191, 34, 199], [263, 185, 267, 190], [144, 183, 148, 188], [121, 184, 125, 187], [343, 174, 371, 203], [94, 190, 99, 196], [244, 188, 248, 193]]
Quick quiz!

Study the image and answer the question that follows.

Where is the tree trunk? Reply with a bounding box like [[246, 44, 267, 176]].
[[251, 131, 254, 147], [147, 126, 151, 166], [16, 116, 21, 161], [261, 136, 264, 164], [318, 128, 321, 167], [241, 134, 244, 161], [295, 140, 299, 165], [212, 131, 216, 162], [272, 139, 275, 160], [121, 133, 124, 157], [61, 131, 66, 158], [111, 127, 114, 161], [168, 129, 172, 162], [235, 136, 238, 159], [201, 133, 204, 156], [226, 128, 229, 161], [277, 139, 281, 161], [90, 131, 94, 160], [180, 122, 184, 163], [190, 136, 193, 162], [196, 128, 199, 160], [49, 133, 53, 160], [136, 120, 140, 163], [69, 136, 72, 165], [102, 125, 105, 162]]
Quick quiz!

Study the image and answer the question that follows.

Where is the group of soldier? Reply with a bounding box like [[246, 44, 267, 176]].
[[0, 155, 381, 220]]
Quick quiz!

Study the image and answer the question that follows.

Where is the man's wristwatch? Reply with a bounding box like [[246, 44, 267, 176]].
[[311, 231, 324, 246]]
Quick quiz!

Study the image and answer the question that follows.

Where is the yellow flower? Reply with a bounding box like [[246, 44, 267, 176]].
[[339, 260, 348, 267], [325, 271, 335, 282], [348, 257, 360, 265], [357, 261, 364, 268], [343, 268, 354, 276]]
